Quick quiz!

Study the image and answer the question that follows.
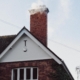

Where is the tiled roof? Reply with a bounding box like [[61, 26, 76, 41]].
[[0, 35, 16, 54]]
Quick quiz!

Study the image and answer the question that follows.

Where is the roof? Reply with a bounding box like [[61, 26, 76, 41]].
[[0, 27, 74, 80], [0, 35, 16, 54]]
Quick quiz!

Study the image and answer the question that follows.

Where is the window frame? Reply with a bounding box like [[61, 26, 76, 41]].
[[11, 67, 38, 80]]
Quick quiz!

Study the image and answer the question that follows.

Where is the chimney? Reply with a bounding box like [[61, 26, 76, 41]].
[[29, 5, 49, 46]]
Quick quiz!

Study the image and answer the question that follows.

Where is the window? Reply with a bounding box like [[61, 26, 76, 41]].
[[33, 68, 37, 79], [20, 69, 24, 80], [12, 67, 38, 80], [13, 69, 17, 80]]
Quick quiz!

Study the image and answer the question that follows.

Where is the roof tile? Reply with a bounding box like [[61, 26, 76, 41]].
[[0, 35, 16, 54]]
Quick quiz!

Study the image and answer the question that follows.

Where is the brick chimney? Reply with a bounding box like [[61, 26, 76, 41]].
[[29, 5, 49, 46]]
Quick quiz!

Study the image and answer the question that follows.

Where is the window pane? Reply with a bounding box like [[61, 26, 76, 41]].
[[13, 69, 17, 80], [33, 68, 37, 79], [26, 68, 30, 79], [20, 69, 24, 80]]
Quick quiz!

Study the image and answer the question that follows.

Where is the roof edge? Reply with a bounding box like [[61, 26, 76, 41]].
[[61, 61, 74, 80]]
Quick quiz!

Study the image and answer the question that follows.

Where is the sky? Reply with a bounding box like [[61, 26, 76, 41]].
[[0, 0, 80, 80]]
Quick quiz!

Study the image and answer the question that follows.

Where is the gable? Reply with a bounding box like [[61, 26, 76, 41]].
[[0, 34, 52, 63], [0, 27, 62, 64]]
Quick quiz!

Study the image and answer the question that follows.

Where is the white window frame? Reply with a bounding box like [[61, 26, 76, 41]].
[[11, 67, 38, 80]]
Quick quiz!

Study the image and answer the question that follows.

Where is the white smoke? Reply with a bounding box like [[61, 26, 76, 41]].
[[30, 0, 71, 37], [31, 0, 44, 9], [30, 0, 71, 26], [30, 0, 48, 15]]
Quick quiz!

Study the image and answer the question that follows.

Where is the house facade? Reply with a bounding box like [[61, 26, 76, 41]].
[[0, 5, 74, 80]]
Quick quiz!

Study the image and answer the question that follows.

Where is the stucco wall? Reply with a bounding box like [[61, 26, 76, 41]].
[[0, 59, 58, 80]]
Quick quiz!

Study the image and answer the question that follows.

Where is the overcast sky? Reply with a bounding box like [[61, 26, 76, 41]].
[[0, 0, 80, 80]]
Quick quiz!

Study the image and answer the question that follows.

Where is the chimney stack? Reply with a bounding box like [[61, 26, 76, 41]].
[[29, 5, 49, 46]]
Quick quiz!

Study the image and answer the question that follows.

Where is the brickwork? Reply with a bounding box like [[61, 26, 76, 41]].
[[30, 12, 47, 46], [0, 59, 58, 80]]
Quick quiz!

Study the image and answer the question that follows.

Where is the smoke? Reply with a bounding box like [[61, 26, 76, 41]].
[[30, 0, 71, 38], [31, 0, 44, 9], [31, 0, 71, 26]]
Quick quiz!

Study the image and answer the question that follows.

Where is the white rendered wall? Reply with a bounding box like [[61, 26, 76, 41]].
[[0, 34, 52, 63]]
